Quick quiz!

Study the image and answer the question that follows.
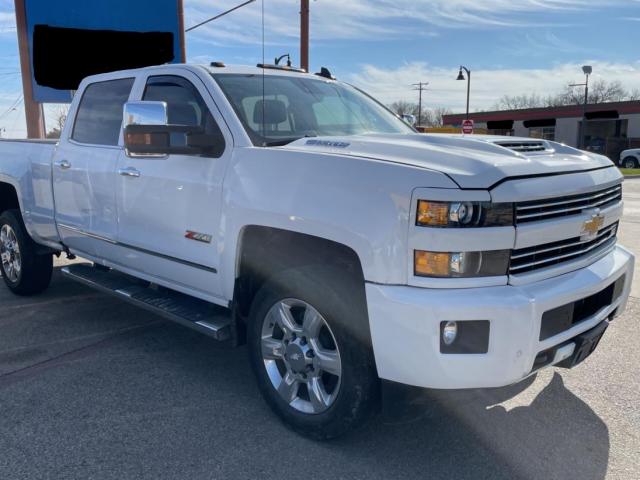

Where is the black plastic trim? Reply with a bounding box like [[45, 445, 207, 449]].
[[439, 320, 490, 354]]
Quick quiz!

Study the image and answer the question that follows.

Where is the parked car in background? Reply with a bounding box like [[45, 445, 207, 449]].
[[619, 148, 640, 169], [400, 114, 416, 126]]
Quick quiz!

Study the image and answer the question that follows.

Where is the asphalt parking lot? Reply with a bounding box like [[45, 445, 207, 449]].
[[0, 180, 638, 480]]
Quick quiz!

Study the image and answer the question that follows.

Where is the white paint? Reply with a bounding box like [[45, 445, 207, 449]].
[[367, 245, 634, 389], [0, 63, 634, 390]]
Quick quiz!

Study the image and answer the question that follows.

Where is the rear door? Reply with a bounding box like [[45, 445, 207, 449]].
[[52, 77, 134, 258], [112, 70, 231, 302]]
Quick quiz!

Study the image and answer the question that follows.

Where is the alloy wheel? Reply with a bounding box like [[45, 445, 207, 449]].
[[260, 298, 342, 414], [0, 224, 21, 282]]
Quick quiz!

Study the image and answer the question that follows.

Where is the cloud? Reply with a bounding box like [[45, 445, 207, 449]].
[[184, 0, 627, 44], [347, 60, 640, 112], [0, 11, 15, 33]]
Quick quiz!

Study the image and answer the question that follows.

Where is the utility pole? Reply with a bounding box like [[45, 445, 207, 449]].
[[300, 0, 310, 71], [412, 82, 429, 128], [14, 0, 45, 138]]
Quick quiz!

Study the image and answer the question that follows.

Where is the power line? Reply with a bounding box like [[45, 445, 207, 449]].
[[0, 94, 23, 121], [186, 0, 257, 32]]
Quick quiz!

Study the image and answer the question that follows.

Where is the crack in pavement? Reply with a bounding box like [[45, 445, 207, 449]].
[[0, 321, 161, 389]]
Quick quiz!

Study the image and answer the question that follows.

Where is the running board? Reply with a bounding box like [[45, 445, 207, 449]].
[[61, 264, 231, 341]]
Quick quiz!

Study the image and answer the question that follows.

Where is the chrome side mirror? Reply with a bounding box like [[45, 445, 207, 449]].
[[123, 101, 211, 157], [123, 101, 168, 128]]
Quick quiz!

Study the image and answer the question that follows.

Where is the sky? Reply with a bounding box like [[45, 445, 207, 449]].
[[0, 0, 639, 137]]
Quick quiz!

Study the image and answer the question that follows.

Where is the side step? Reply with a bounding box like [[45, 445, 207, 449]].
[[61, 264, 231, 341]]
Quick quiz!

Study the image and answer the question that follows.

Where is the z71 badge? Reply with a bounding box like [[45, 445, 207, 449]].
[[185, 231, 213, 244]]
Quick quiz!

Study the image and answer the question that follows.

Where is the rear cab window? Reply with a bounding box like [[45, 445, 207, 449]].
[[71, 78, 135, 146]]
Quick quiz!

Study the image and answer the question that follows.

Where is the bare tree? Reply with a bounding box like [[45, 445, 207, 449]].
[[426, 107, 453, 127], [588, 79, 627, 104], [494, 93, 545, 110], [389, 100, 418, 117], [494, 80, 635, 112], [46, 105, 69, 139]]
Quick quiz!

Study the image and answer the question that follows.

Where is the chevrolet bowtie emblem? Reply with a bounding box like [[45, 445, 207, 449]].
[[581, 211, 605, 240]]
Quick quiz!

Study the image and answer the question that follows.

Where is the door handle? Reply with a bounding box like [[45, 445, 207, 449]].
[[55, 159, 71, 170], [118, 167, 141, 178]]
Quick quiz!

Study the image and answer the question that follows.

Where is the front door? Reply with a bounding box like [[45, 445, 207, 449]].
[[53, 77, 134, 258], [112, 71, 230, 303]]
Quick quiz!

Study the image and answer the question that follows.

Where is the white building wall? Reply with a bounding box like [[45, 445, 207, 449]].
[[513, 121, 528, 137], [555, 117, 580, 146], [620, 113, 640, 138]]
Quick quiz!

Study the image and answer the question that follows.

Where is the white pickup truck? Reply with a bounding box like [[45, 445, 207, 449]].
[[0, 63, 634, 439]]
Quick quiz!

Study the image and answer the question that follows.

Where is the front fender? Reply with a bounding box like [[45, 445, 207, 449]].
[[219, 148, 458, 300]]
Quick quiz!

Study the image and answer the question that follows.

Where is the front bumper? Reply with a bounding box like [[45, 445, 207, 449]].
[[366, 244, 635, 389]]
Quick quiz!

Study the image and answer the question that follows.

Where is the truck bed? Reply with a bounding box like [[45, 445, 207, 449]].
[[0, 138, 59, 246]]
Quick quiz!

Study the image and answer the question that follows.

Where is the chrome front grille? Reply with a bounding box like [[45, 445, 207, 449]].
[[510, 222, 618, 275], [515, 184, 622, 224]]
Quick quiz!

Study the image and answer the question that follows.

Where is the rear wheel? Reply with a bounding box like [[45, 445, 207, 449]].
[[0, 210, 52, 295], [622, 157, 638, 169], [247, 265, 379, 440]]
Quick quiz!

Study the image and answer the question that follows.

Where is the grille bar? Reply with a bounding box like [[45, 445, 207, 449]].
[[517, 186, 621, 211], [510, 223, 618, 274], [515, 184, 622, 224]]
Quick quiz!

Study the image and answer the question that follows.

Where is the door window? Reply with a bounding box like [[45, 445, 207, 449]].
[[143, 75, 225, 157], [71, 78, 134, 146]]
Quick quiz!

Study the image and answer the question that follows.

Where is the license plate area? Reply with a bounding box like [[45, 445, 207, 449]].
[[539, 274, 625, 341], [556, 320, 608, 369], [531, 320, 609, 372]]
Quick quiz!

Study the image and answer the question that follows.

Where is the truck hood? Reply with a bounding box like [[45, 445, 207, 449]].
[[283, 134, 614, 189]]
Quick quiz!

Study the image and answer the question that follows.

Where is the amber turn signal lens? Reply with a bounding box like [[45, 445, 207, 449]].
[[414, 251, 452, 277], [417, 200, 449, 226]]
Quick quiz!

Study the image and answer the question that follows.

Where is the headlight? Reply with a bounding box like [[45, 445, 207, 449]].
[[414, 250, 510, 278], [416, 200, 513, 227]]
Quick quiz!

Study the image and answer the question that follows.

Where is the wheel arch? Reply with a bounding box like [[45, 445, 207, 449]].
[[232, 225, 369, 344], [0, 181, 20, 216]]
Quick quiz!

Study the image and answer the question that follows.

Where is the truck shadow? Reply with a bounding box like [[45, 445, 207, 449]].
[[0, 266, 610, 480], [338, 372, 610, 480]]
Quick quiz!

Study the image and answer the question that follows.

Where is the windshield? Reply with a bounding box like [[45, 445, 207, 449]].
[[213, 73, 413, 146]]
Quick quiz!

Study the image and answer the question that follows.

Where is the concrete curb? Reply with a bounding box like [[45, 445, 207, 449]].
[[624, 175, 640, 179]]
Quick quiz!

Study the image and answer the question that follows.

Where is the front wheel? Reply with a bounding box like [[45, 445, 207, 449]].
[[0, 209, 52, 295], [622, 157, 638, 169], [247, 266, 379, 440]]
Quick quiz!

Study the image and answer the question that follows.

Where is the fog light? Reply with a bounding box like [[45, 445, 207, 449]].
[[440, 320, 490, 354], [442, 321, 458, 346]]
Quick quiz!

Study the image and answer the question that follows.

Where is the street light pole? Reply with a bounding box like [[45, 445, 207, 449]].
[[569, 65, 592, 150], [457, 66, 471, 120]]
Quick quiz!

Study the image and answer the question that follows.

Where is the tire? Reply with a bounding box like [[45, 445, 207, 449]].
[[622, 157, 638, 169], [0, 209, 52, 295], [247, 265, 380, 440]]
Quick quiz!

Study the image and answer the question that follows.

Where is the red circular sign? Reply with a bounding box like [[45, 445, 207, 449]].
[[462, 119, 474, 135]]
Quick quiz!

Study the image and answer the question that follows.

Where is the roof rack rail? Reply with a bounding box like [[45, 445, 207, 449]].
[[315, 67, 335, 80], [256, 64, 307, 73]]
